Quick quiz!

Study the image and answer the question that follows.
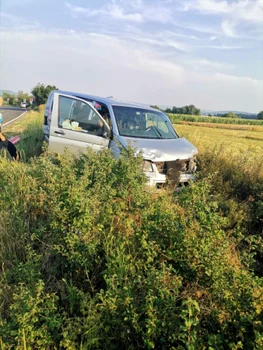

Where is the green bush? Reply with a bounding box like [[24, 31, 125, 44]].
[[0, 148, 262, 349]]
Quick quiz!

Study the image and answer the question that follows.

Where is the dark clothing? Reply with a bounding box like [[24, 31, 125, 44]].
[[0, 133, 18, 159]]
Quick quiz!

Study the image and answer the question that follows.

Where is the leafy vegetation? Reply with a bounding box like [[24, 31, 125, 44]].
[[0, 109, 262, 349], [258, 111, 263, 120], [31, 83, 58, 106]]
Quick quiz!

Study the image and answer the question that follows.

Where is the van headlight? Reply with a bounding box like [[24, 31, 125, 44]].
[[143, 160, 153, 172]]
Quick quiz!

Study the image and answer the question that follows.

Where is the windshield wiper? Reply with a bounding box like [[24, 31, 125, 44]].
[[151, 125, 163, 139]]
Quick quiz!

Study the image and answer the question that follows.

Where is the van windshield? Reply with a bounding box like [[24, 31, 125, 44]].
[[112, 106, 178, 139]]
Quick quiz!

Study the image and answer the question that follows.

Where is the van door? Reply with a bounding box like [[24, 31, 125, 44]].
[[48, 93, 110, 154], [44, 91, 54, 142]]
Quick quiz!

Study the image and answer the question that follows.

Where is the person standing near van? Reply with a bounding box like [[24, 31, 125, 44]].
[[0, 113, 19, 159]]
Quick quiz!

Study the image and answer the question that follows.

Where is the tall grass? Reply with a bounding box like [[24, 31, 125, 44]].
[[176, 123, 263, 178], [3, 105, 44, 160], [176, 122, 263, 276]]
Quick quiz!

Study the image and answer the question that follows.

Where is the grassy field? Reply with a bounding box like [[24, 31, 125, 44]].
[[176, 122, 263, 178], [176, 122, 263, 150], [0, 109, 262, 349]]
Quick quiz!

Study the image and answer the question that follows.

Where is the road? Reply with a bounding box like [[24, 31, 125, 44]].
[[0, 107, 28, 127]]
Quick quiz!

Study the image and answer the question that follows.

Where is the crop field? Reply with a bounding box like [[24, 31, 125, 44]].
[[0, 109, 262, 349], [176, 122, 263, 151], [176, 122, 263, 178], [169, 113, 263, 126]]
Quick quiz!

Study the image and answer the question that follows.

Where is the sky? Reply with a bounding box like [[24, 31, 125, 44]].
[[0, 0, 262, 112]]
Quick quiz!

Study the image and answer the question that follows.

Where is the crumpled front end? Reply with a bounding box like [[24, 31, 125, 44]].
[[118, 135, 198, 187], [143, 157, 197, 187]]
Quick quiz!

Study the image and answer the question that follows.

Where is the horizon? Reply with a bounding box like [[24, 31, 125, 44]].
[[0, 88, 260, 115], [0, 0, 263, 113]]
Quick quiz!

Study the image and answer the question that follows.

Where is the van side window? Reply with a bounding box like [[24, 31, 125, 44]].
[[58, 96, 104, 136], [77, 97, 111, 127]]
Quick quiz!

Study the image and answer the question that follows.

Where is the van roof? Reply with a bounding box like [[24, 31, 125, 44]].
[[53, 90, 158, 111]]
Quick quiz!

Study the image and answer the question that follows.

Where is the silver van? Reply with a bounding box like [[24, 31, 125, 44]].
[[44, 90, 198, 186]]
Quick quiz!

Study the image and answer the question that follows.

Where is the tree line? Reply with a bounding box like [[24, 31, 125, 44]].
[[2, 84, 58, 108], [155, 106, 263, 120], [2, 90, 33, 107], [165, 105, 201, 116], [2, 84, 263, 120]]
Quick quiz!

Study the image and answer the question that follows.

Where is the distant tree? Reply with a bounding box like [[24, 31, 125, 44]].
[[150, 105, 161, 110], [188, 105, 195, 115], [31, 83, 58, 106], [17, 90, 30, 105], [194, 108, 201, 116], [222, 112, 239, 119], [181, 106, 187, 114], [257, 111, 263, 120], [165, 104, 200, 116], [3, 91, 15, 105]]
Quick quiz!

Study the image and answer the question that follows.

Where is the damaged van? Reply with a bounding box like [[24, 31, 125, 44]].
[[44, 90, 198, 186]]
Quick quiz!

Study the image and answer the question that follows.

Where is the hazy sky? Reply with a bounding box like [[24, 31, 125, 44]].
[[0, 0, 262, 112]]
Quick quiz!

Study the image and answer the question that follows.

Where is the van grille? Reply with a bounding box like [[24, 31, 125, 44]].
[[155, 158, 196, 186], [155, 159, 195, 175]]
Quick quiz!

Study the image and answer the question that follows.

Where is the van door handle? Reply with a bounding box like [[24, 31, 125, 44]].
[[55, 130, 65, 135]]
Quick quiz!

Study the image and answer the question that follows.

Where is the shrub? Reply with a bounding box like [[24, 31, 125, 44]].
[[0, 148, 262, 349]]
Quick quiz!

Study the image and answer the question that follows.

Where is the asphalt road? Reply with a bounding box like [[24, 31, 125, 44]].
[[0, 107, 28, 127]]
